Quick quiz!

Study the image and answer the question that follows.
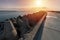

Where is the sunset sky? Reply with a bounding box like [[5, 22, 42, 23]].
[[0, 0, 60, 11]]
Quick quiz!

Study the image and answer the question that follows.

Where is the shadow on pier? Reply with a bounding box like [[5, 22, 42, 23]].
[[33, 17, 46, 40]]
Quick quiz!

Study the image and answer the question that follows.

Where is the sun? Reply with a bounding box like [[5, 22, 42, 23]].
[[35, 0, 42, 7]]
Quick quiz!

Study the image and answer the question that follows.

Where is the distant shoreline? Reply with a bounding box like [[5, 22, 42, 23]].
[[48, 11, 60, 13]]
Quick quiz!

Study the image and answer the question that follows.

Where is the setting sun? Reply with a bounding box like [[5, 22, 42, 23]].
[[35, 0, 42, 7]]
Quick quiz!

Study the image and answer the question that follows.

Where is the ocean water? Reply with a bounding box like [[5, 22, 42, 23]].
[[0, 11, 32, 22]]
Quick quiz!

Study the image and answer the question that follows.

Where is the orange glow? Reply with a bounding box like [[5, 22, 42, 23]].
[[34, 0, 43, 7]]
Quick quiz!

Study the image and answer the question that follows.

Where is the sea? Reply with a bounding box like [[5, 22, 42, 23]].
[[0, 11, 33, 22]]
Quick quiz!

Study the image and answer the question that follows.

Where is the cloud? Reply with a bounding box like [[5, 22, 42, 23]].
[[0, 0, 20, 8]]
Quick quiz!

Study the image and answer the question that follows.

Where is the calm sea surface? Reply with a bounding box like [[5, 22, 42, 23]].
[[41, 12, 60, 40], [0, 11, 33, 22]]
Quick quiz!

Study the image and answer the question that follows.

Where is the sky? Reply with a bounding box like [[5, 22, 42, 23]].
[[0, 0, 60, 11]]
